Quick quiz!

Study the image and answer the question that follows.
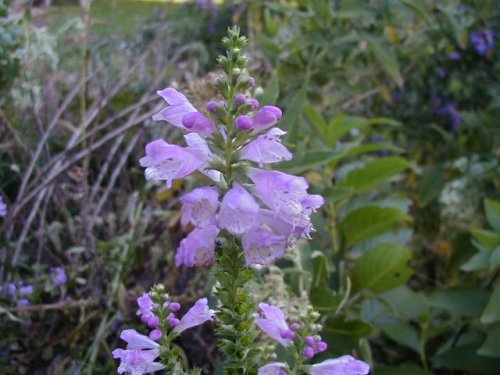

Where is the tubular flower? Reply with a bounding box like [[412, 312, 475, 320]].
[[175, 225, 219, 267], [258, 362, 288, 375], [180, 186, 219, 228], [240, 128, 292, 165], [255, 303, 294, 348], [309, 355, 370, 375], [219, 183, 259, 235], [173, 298, 215, 333]]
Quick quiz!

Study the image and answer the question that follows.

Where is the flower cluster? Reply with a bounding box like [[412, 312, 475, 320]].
[[255, 303, 370, 375], [114, 286, 214, 374], [51, 267, 67, 286], [470, 28, 495, 55], [141, 83, 323, 267], [1, 281, 33, 306]]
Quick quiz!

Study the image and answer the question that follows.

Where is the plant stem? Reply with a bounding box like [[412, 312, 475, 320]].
[[214, 239, 260, 374]]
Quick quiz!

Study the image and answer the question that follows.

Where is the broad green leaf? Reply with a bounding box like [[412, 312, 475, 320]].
[[310, 287, 344, 312], [480, 283, 500, 324], [351, 243, 412, 294], [381, 321, 420, 353], [277, 149, 345, 174], [416, 165, 446, 206], [281, 85, 307, 147], [340, 206, 413, 246], [477, 324, 500, 358], [432, 344, 500, 374], [362, 33, 403, 87], [338, 157, 411, 194], [259, 70, 279, 106], [426, 288, 489, 319], [317, 186, 354, 205], [377, 363, 432, 375], [471, 229, 500, 250], [325, 315, 373, 338], [485, 199, 500, 233], [328, 116, 399, 146], [461, 250, 491, 272], [490, 247, 500, 273]]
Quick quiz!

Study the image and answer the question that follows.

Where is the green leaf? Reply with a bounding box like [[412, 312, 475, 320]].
[[277, 149, 345, 174], [328, 116, 399, 146], [471, 229, 500, 250], [338, 157, 411, 194], [477, 324, 500, 358], [316, 186, 354, 205], [485, 199, 500, 233], [362, 33, 403, 86], [377, 363, 433, 375], [281, 85, 307, 147], [381, 321, 420, 353], [351, 243, 412, 294], [310, 286, 344, 312], [325, 315, 373, 338], [426, 288, 489, 319], [480, 283, 500, 324], [340, 206, 413, 246], [432, 344, 500, 374], [259, 70, 279, 106], [399, 0, 434, 24], [304, 104, 327, 143], [490, 247, 500, 273], [461, 250, 491, 272]]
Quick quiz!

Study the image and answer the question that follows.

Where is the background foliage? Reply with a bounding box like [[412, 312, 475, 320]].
[[0, 0, 498, 374]]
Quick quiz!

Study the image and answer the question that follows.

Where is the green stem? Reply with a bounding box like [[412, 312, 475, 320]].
[[214, 240, 260, 374]]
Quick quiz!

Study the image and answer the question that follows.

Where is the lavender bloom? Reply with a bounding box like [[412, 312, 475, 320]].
[[181, 112, 217, 138], [258, 362, 288, 375], [139, 139, 206, 188], [236, 115, 253, 131], [112, 329, 165, 375], [173, 298, 214, 333], [6, 283, 16, 298], [18, 285, 33, 296], [242, 226, 287, 265], [184, 133, 222, 183], [448, 51, 461, 60], [240, 128, 292, 165], [18, 298, 30, 306], [251, 106, 283, 133], [51, 267, 67, 286], [175, 225, 219, 267], [152, 88, 197, 128], [180, 186, 219, 228], [310, 355, 370, 375], [219, 183, 259, 235], [470, 28, 495, 55], [0, 196, 7, 217], [137, 293, 156, 324], [255, 303, 294, 348], [247, 168, 324, 230]]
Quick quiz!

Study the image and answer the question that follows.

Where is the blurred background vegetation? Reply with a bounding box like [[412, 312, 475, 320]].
[[0, 0, 499, 374]]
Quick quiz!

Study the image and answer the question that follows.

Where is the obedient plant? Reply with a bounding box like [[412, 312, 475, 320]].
[[113, 27, 370, 374]]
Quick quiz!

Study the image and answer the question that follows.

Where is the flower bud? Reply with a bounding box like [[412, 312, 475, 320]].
[[247, 76, 256, 87], [316, 341, 328, 352], [147, 315, 160, 329], [305, 336, 315, 346], [246, 98, 259, 110], [149, 329, 162, 341], [169, 302, 181, 312], [234, 93, 246, 107], [236, 115, 253, 131], [280, 329, 295, 340], [206, 100, 218, 112], [303, 346, 315, 359], [290, 323, 300, 331]]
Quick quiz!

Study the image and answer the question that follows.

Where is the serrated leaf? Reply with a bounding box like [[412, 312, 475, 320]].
[[277, 149, 345, 174], [471, 229, 500, 250], [338, 157, 411, 194], [282, 85, 307, 147], [351, 243, 412, 294], [324, 315, 373, 338], [340, 206, 413, 246], [480, 283, 500, 324], [485, 199, 500, 233]]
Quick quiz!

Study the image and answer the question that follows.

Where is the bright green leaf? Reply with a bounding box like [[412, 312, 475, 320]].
[[277, 149, 345, 174], [282, 85, 307, 147], [485, 199, 500, 233], [471, 229, 500, 250], [351, 243, 412, 294], [325, 315, 373, 338]]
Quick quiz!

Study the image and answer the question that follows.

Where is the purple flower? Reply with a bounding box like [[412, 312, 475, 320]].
[[180, 186, 219, 228], [240, 128, 292, 165], [173, 297, 214, 333], [152, 88, 196, 128], [137, 293, 156, 324], [255, 303, 294, 347], [242, 226, 287, 265], [471, 28, 495, 55], [51, 267, 67, 286], [247, 168, 324, 231], [219, 183, 259, 235], [448, 51, 461, 60], [112, 329, 165, 375], [184, 133, 222, 183], [437, 67, 447, 78], [234, 93, 247, 106], [175, 225, 219, 267], [139, 139, 206, 188], [182, 112, 217, 138], [310, 355, 370, 375], [18, 285, 33, 296], [0, 196, 7, 217], [258, 362, 288, 375], [236, 115, 253, 131], [251, 106, 283, 133]]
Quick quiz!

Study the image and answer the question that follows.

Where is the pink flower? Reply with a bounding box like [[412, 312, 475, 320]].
[[175, 225, 219, 267], [112, 329, 165, 375], [258, 362, 288, 375], [152, 88, 196, 129], [180, 186, 219, 228], [310, 355, 370, 375], [139, 139, 206, 188], [251, 106, 282, 133], [173, 298, 214, 333], [240, 128, 292, 165], [219, 183, 259, 235], [242, 227, 287, 265], [255, 303, 294, 347]]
